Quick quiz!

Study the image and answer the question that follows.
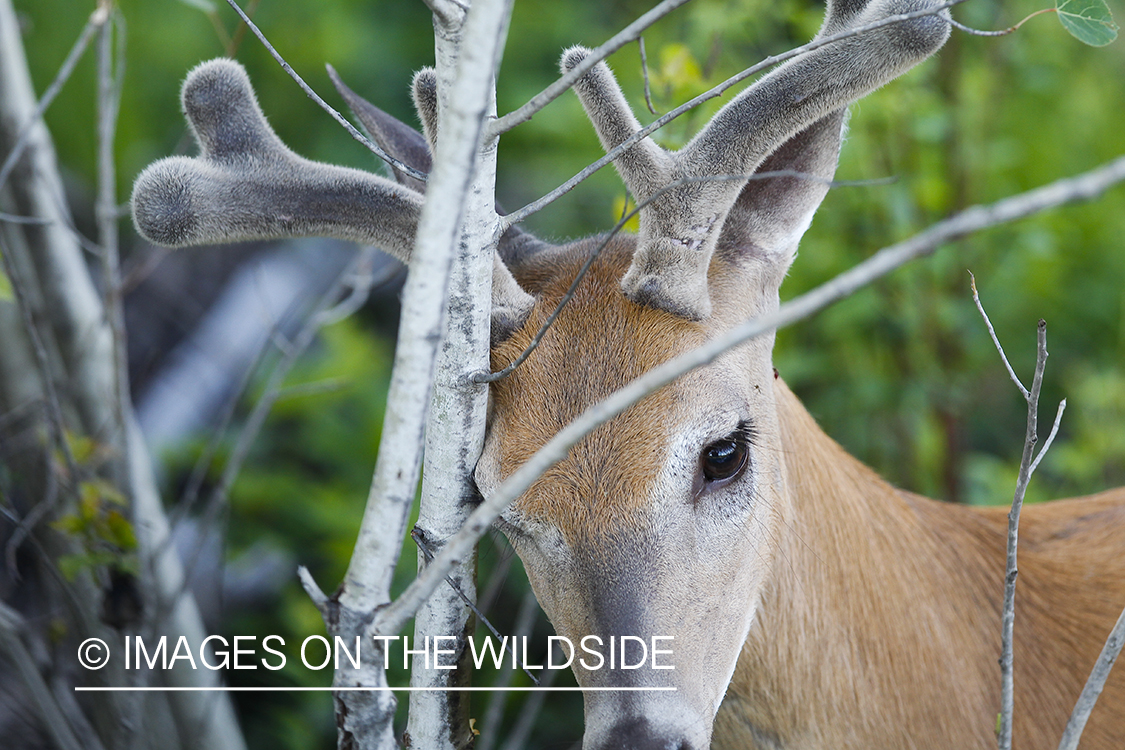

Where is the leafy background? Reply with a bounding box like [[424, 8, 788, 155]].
[[10, 0, 1125, 746]]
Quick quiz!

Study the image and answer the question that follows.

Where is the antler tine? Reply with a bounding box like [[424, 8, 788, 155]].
[[560, 47, 674, 207], [132, 59, 422, 262], [681, 0, 950, 177], [573, 0, 950, 320], [411, 68, 440, 155], [331, 63, 537, 342], [562, 47, 722, 318]]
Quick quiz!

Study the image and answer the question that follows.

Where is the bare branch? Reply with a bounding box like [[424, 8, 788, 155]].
[[476, 590, 540, 750], [973, 295, 1053, 750], [381, 153, 1125, 635], [496, 644, 562, 750], [947, 8, 1057, 37], [0, 602, 94, 750], [225, 0, 260, 56], [487, 0, 692, 137], [970, 272, 1029, 399], [322, 2, 516, 745], [1030, 399, 1066, 477], [96, 4, 130, 508], [412, 530, 540, 684], [298, 565, 329, 614], [0, 211, 50, 225], [0, 236, 78, 480], [639, 37, 659, 116], [0, 10, 100, 193], [1058, 604, 1125, 750], [402, 0, 514, 743]]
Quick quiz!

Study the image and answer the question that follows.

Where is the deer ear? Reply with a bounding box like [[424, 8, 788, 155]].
[[716, 109, 847, 277], [327, 64, 432, 194]]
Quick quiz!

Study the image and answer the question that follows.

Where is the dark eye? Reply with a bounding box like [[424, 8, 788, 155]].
[[701, 436, 749, 482]]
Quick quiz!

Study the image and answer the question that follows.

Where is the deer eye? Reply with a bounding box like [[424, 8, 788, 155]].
[[700, 424, 753, 484]]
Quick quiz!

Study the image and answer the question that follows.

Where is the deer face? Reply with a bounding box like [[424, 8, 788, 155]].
[[130, 0, 947, 746], [477, 237, 790, 747], [472, 3, 947, 743]]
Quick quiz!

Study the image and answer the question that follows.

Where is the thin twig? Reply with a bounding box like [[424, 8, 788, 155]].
[[497, 640, 563, 750], [0, 195, 105, 258], [273, 377, 349, 400], [0, 603, 90, 750], [4, 416, 61, 573], [998, 321, 1048, 750], [976, 278, 1068, 750], [169, 305, 278, 529], [96, 5, 131, 506], [0, 238, 78, 483], [488, 0, 693, 137], [119, 245, 171, 294], [1029, 399, 1066, 477], [639, 37, 659, 116], [222, 0, 427, 182], [167, 248, 385, 617], [1057, 604, 1125, 750], [377, 153, 1125, 637], [298, 565, 329, 613], [971, 272, 1029, 398], [0, 10, 101, 193], [0, 212, 50, 225], [225, 0, 260, 56], [475, 533, 516, 619], [476, 590, 540, 750], [412, 529, 540, 685], [502, 0, 965, 227], [947, 7, 1056, 37]]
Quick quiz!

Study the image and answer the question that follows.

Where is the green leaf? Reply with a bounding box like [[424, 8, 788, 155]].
[[1057, 0, 1119, 46], [58, 553, 92, 581], [51, 513, 86, 535], [65, 431, 99, 465], [0, 263, 12, 302], [104, 510, 138, 551]]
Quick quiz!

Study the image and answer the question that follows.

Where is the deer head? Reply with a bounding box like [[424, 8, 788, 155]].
[[131, 0, 949, 746]]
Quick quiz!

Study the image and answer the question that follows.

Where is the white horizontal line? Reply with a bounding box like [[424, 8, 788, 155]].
[[75, 686, 676, 693]]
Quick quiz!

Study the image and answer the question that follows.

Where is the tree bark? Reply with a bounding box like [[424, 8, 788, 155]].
[[0, 3, 247, 749]]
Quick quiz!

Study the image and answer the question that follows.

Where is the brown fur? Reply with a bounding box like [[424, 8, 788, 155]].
[[487, 239, 1125, 748], [720, 381, 1125, 749], [491, 236, 708, 543]]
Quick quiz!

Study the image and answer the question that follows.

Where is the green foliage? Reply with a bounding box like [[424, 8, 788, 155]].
[[156, 317, 399, 749], [0, 253, 11, 301], [1057, 0, 1119, 46], [12, 0, 1125, 746], [53, 478, 138, 580], [776, 3, 1125, 505]]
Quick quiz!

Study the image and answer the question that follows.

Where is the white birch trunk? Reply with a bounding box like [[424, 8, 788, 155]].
[[405, 0, 508, 742], [0, 4, 246, 749]]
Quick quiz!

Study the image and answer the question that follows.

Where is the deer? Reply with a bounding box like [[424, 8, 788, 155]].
[[130, 0, 1125, 746]]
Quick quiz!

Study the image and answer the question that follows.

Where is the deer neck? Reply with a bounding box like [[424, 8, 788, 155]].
[[715, 378, 1002, 749]]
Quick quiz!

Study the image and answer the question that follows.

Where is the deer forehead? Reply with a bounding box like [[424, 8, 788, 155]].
[[483, 242, 769, 544]]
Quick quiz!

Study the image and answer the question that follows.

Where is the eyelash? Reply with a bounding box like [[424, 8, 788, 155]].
[[698, 420, 755, 487]]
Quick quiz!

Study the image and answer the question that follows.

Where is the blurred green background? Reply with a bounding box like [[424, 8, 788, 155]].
[[11, 0, 1124, 747]]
